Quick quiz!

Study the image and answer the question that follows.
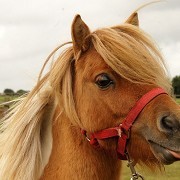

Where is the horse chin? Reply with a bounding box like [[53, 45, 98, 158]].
[[149, 141, 180, 165]]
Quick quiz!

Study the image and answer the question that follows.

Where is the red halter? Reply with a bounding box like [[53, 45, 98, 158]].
[[81, 87, 167, 160]]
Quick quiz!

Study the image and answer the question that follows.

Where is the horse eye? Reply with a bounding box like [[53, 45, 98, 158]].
[[95, 74, 113, 89]]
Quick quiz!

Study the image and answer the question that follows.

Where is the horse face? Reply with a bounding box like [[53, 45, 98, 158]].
[[73, 48, 180, 166], [74, 48, 135, 131], [71, 15, 180, 166]]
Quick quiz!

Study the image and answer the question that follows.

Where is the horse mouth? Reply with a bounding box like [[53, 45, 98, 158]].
[[149, 141, 180, 165]]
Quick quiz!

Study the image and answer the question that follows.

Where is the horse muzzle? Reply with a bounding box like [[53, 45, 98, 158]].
[[149, 140, 180, 164]]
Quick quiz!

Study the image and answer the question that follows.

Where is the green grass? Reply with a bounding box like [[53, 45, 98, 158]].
[[0, 95, 18, 104], [121, 162, 180, 180], [176, 98, 180, 104], [0, 95, 11, 104]]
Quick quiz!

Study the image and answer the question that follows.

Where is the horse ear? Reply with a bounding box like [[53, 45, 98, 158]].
[[125, 12, 139, 26], [71, 15, 91, 58]]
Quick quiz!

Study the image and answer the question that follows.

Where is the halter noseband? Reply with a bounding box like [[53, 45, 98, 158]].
[[82, 87, 167, 160]]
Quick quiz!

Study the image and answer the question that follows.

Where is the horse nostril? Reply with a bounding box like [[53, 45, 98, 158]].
[[160, 116, 179, 133]]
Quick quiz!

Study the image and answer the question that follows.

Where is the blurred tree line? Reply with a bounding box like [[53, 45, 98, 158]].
[[172, 75, 180, 95], [3, 89, 28, 96]]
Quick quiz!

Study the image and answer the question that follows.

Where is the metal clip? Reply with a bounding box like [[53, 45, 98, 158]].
[[125, 152, 144, 180], [82, 130, 91, 142]]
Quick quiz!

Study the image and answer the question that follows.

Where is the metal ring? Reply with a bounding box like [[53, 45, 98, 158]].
[[130, 173, 144, 180]]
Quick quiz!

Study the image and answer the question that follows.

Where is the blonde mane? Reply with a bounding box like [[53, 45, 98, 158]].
[[91, 25, 171, 93], [0, 20, 172, 180]]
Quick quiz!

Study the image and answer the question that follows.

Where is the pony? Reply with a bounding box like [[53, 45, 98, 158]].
[[0, 10, 180, 180]]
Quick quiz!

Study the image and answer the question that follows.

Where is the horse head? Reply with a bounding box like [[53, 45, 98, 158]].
[[70, 13, 180, 167]]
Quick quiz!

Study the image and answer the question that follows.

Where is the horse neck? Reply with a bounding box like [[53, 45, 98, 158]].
[[41, 111, 122, 180]]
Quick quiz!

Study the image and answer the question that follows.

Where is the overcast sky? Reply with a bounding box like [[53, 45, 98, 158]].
[[0, 0, 179, 92]]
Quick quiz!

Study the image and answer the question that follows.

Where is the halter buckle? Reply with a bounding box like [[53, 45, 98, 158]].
[[120, 124, 131, 139], [115, 126, 122, 137]]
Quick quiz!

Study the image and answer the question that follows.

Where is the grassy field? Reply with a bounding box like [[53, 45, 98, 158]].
[[0, 95, 19, 106], [121, 161, 180, 180], [0, 95, 16, 104], [176, 98, 180, 104]]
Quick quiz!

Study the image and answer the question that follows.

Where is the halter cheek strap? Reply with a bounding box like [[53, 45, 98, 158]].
[[81, 88, 167, 160]]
